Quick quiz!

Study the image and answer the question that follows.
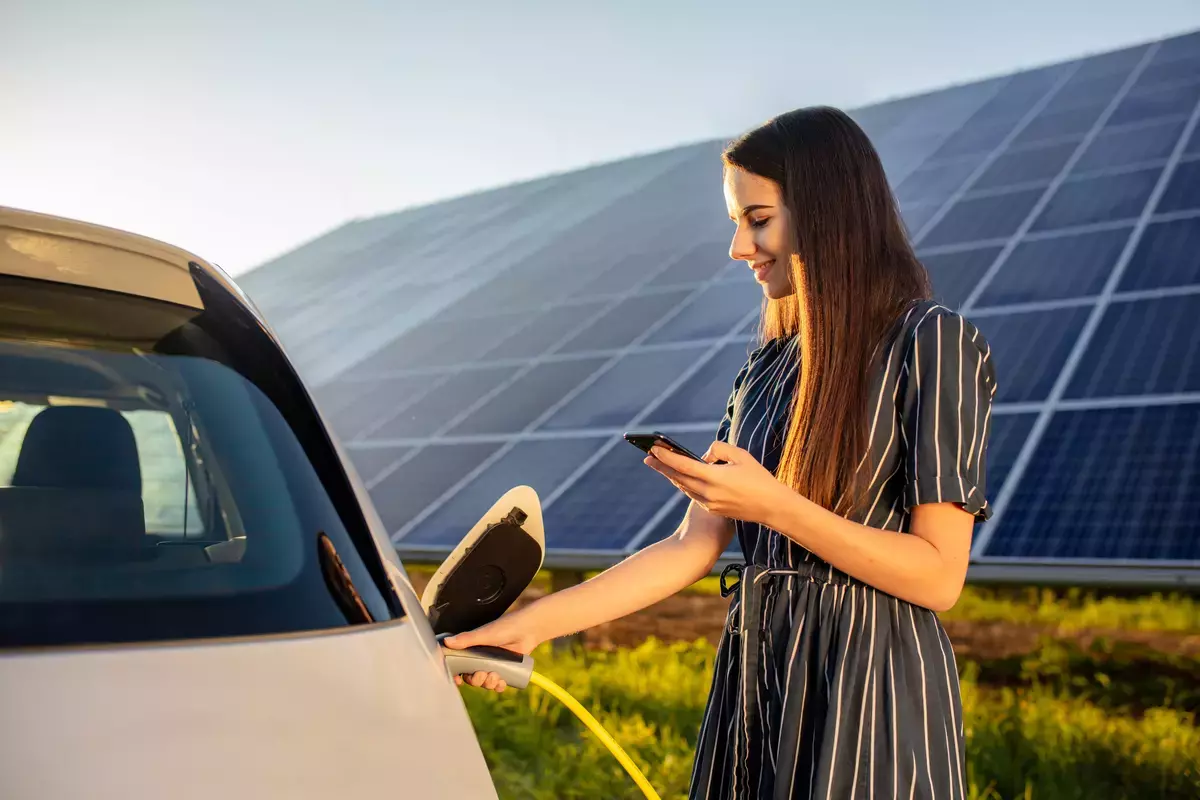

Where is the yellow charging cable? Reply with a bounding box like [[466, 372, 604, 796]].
[[528, 671, 662, 800]]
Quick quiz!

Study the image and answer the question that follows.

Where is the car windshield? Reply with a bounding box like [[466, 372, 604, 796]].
[[0, 271, 398, 648]]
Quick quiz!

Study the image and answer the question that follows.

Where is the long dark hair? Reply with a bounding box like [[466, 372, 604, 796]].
[[723, 107, 931, 517]]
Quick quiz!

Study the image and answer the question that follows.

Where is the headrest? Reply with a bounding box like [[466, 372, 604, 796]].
[[12, 406, 142, 492]]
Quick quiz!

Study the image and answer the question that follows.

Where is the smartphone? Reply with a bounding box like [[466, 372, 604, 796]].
[[623, 430, 707, 462]]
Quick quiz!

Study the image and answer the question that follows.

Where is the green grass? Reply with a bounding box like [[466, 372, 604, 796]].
[[942, 586, 1200, 634], [462, 638, 1199, 800], [970, 636, 1200, 716]]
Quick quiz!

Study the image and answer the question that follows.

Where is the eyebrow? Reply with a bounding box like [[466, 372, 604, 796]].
[[729, 204, 774, 220]]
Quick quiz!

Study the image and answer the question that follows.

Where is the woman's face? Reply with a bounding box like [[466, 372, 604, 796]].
[[724, 166, 796, 300]]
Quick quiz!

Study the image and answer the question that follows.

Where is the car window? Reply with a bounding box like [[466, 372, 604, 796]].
[[0, 403, 207, 537], [0, 271, 401, 648]]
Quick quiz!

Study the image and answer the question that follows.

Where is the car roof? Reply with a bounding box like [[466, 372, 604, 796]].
[[0, 205, 219, 310]]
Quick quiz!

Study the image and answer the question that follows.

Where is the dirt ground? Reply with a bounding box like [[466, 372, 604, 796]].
[[407, 574, 1200, 659]]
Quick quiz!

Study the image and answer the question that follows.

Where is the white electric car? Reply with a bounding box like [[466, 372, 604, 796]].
[[0, 207, 501, 799]]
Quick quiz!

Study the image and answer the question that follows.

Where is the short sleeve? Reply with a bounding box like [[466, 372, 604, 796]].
[[899, 309, 997, 521]]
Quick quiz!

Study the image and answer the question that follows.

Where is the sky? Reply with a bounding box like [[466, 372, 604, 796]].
[[3, 1, 1199, 276]]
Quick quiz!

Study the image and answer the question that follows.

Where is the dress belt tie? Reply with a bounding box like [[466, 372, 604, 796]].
[[717, 561, 850, 793]]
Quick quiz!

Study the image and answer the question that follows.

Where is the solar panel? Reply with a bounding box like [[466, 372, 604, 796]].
[[539, 347, 703, 430], [919, 245, 1003, 309], [558, 290, 693, 353], [1154, 156, 1200, 212], [632, 491, 743, 557], [645, 243, 735, 288], [1013, 105, 1106, 146], [977, 227, 1132, 306], [543, 442, 683, 550], [1053, 72, 1127, 109], [1156, 31, 1200, 61], [895, 159, 980, 203], [401, 437, 604, 546], [1073, 119, 1186, 172], [240, 29, 1200, 583], [982, 403, 1200, 561], [974, 306, 1091, 402], [1107, 80, 1200, 126], [644, 341, 755, 425], [986, 413, 1038, 494], [1064, 294, 1200, 398], [485, 300, 608, 360], [930, 119, 1018, 160], [643, 279, 762, 344], [370, 442, 503, 534], [900, 201, 943, 234], [447, 357, 607, 435], [570, 252, 664, 298], [346, 446, 411, 486], [369, 366, 512, 440], [1070, 45, 1147, 79], [316, 373, 439, 441], [1185, 123, 1200, 155], [921, 187, 1044, 247], [544, 430, 716, 551], [1030, 167, 1163, 231], [969, 140, 1079, 191], [1118, 217, 1200, 290]]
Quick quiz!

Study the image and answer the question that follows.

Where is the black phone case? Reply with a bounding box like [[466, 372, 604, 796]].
[[624, 431, 705, 461]]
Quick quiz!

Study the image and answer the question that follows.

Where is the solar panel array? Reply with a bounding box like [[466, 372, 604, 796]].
[[240, 30, 1200, 584]]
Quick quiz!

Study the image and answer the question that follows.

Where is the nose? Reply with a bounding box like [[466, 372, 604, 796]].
[[729, 223, 755, 262]]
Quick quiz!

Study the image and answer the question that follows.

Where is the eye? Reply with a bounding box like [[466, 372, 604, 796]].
[[749, 216, 770, 229]]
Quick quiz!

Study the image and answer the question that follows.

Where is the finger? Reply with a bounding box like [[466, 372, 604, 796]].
[[645, 454, 692, 487], [496, 680, 508, 693], [454, 675, 463, 685], [650, 446, 707, 477], [467, 671, 488, 687], [483, 673, 501, 691], [445, 622, 496, 649], [707, 440, 741, 463], [443, 632, 474, 649]]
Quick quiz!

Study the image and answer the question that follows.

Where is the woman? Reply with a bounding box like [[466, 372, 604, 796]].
[[445, 106, 996, 799]]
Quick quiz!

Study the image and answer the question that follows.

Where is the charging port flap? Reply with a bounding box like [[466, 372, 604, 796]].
[[420, 485, 545, 636]]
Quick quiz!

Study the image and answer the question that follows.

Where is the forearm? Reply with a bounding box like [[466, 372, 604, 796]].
[[520, 532, 718, 644], [766, 491, 958, 611]]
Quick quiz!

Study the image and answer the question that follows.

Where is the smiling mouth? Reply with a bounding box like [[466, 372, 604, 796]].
[[752, 260, 775, 280]]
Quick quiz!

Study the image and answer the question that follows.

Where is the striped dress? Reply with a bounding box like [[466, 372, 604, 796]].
[[689, 300, 997, 800]]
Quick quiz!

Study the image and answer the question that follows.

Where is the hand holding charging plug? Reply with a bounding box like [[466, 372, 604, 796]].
[[441, 617, 541, 692], [438, 633, 534, 690]]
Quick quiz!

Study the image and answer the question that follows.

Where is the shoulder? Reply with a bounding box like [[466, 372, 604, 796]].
[[903, 302, 992, 363], [899, 302, 997, 397]]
